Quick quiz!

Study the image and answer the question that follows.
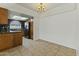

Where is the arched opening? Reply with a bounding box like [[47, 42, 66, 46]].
[[9, 20, 21, 32]]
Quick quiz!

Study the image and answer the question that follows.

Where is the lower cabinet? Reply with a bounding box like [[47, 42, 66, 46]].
[[0, 34, 13, 51], [0, 32, 22, 51], [13, 33, 22, 47]]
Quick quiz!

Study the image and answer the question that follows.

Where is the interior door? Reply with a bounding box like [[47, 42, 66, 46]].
[[28, 21, 33, 39]]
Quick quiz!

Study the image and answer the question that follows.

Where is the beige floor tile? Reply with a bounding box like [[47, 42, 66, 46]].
[[56, 46, 76, 56], [0, 39, 76, 56]]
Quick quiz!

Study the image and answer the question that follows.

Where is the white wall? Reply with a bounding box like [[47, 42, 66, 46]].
[[75, 4, 79, 50], [39, 4, 79, 50]]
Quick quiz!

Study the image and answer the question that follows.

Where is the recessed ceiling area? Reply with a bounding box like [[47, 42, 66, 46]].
[[17, 3, 76, 17], [17, 3, 62, 12], [16, 3, 77, 17]]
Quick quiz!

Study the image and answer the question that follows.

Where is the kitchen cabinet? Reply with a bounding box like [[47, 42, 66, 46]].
[[0, 32, 22, 51], [0, 7, 8, 24], [0, 34, 13, 51], [13, 33, 22, 46]]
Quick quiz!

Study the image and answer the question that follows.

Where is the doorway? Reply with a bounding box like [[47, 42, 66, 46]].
[[24, 19, 33, 40]]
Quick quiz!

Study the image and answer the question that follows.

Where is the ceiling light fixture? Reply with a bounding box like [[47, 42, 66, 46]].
[[12, 15, 29, 21], [37, 3, 46, 12]]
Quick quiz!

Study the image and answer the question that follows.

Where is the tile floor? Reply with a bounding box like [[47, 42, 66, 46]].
[[0, 39, 76, 56]]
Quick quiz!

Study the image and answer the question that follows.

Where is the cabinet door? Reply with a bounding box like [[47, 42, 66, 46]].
[[0, 7, 8, 24], [0, 34, 13, 50], [13, 33, 22, 46]]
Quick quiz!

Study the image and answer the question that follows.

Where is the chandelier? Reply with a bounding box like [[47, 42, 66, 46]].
[[37, 3, 46, 12]]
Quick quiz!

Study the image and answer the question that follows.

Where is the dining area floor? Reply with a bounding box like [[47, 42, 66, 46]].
[[0, 38, 76, 56]]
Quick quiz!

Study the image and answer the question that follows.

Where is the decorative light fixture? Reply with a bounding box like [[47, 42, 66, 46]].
[[37, 3, 46, 12]]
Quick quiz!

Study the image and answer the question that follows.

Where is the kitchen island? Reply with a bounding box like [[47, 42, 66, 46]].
[[0, 32, 23, 51]]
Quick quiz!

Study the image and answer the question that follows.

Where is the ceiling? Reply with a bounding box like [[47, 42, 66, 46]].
[[17, 3, 62, 12], [8, 10, 33, 21], [16, 3, 76, 17]]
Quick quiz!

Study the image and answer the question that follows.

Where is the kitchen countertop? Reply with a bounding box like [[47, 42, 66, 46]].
[[0, 32, 22, 34]]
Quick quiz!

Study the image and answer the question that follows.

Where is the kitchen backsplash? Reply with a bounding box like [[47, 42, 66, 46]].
[[0, 25, 9, 32]]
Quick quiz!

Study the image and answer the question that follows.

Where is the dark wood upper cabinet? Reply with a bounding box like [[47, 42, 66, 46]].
[[0, 7, 8, 24]]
